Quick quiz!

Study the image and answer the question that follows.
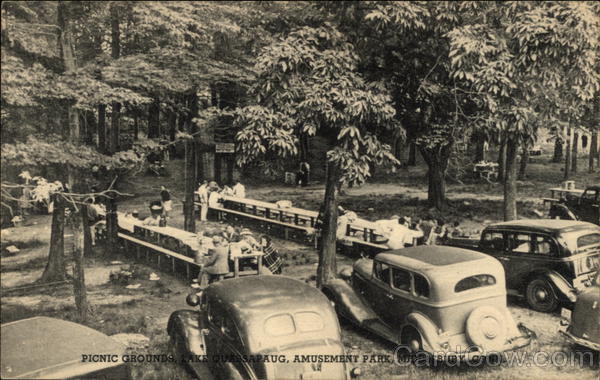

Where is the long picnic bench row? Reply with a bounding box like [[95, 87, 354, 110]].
[[115, 212, 262, 280], [200, 195, 390, 256]]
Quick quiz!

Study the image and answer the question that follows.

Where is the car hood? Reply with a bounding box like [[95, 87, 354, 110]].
[[1, 317, 126, 379]]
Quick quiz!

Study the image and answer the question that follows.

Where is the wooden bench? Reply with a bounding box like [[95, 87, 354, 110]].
[[207, 205, 316, 244], [118, 232, 201, 280]]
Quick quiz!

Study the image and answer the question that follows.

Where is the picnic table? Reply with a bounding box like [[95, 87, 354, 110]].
[[473, 162, 499, 182]]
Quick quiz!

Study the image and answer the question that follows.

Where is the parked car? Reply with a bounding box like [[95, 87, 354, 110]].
[[168, 276, 359, 379], [321, 247, 533, 359], [1, 316, 130, 379], [445, 219, 600, 312], [549, 186, 599, 225], [559, 270, 600, 350]]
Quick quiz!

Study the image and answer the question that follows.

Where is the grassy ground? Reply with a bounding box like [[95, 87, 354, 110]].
[[1, 154, 598, 379]]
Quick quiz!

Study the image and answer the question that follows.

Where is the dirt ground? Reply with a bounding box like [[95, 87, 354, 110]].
[[1, 157, 599, 379]]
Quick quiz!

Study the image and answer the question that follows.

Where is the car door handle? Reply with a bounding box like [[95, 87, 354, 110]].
[[497, 257, 509, 261]]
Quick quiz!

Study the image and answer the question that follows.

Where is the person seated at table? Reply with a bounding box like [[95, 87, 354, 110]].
[[418, 216, 437, 245], [143, 204, 163, 226], [447, 221, 465, 238], [426, 219, 446, 245], [222, 184, 235, 196], [222, 225, 240, 243], [260, 235, 284, 275], [196, 230, 215, 256], [208, 188, 223, 208], [232, 181, 246, 198], [386, 221, 423, 249], [198, 236, 230, 287]]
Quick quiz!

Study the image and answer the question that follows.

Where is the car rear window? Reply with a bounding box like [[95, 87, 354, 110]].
[[455, 274, 496, 292], [294, 312, 324, 332], [577, 233, 600, 248], [264, 314, 295, 337]]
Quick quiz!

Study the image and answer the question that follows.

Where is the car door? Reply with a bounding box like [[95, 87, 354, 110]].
[[577, 189, 599, 223], [383, 267, 415, 326], [365, 260, 393, 317], [502, 231, 540, 289]]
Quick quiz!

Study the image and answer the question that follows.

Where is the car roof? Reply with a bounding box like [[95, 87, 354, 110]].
[[207, 276, 330, 322], [487, 219, 598, 234], [376, 246, 494, 271], [1, 317, 125, 379]]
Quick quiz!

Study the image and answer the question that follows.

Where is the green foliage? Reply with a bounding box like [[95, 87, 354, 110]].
[[235, 24, 401, 185]]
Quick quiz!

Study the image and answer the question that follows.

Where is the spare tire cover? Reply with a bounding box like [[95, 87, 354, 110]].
[[466, 306, 507, 352]]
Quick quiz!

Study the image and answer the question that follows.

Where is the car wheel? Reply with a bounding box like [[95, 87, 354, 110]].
[[526, 278, 559, 313]]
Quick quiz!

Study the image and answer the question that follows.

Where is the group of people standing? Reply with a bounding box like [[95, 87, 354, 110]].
[[196, 180, 246, 221]]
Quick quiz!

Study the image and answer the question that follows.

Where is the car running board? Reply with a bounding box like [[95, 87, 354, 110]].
[[361, 318, 399, 344]]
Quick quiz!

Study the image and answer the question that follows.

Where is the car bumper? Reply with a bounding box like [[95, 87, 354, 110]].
[[559, 326, 600, 351], [432, 324, 534, 361]]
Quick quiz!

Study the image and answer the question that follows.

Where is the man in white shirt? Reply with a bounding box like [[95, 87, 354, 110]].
[[232, 181, 246, 198], [196, 180, 208, 221]]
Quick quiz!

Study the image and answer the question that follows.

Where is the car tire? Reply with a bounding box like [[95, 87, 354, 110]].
[[526, 278, 559, 313], [169, 333, 184, 362]]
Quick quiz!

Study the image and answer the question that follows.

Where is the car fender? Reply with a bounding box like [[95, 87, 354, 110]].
[[404, 312, 442, 352], [167, 310, 206, 356], [321, 279, 377, 325], [530, 270, 576, 302]]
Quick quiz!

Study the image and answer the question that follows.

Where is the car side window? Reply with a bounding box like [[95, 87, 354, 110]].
[[533, 235, 557, 256], [391, 267, 411, 292], [413, 273, 430, 298], [582, 189, 597, 201], [373, 261, 390, 284], [507, 233, 532, 254], [481, 231, 504, 251]]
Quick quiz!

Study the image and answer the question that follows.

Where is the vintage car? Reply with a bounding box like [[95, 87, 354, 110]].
[[548, 185, 599, 225], [167, 276, 358, 379], [1, 316, 130, 379], [445, 219, 600, 312], [321, 247, 533, 359], [559, 270, 600, 350]]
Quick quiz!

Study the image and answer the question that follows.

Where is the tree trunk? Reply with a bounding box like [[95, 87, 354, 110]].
[[109, 2, 120, 153], [133, 113, 139, 141], [420, 146, 450, 211], [472, 132, 486, 162], [518, 144, 529, 180], [84, 110, 96, 146], [110, 102, 120, 153], [407, 142, 417, 166], [98, 104, 106, 153], [571, 131, 578, 173], [169, 110, 177, 142], [148, 98, 160, 138], [551, 136, 563, 163], [183, 92, 198, 232], [72, 205, 89, 322], [497, 137, 507, 182], [215, 154, 222, 184], [316, 161, 340, 288], [590, 130, 598, 172], [106, 195, 118, 253], [503, 137, 519, 221], [40, 194, 66, 282], [564, 126, 572, 180]]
